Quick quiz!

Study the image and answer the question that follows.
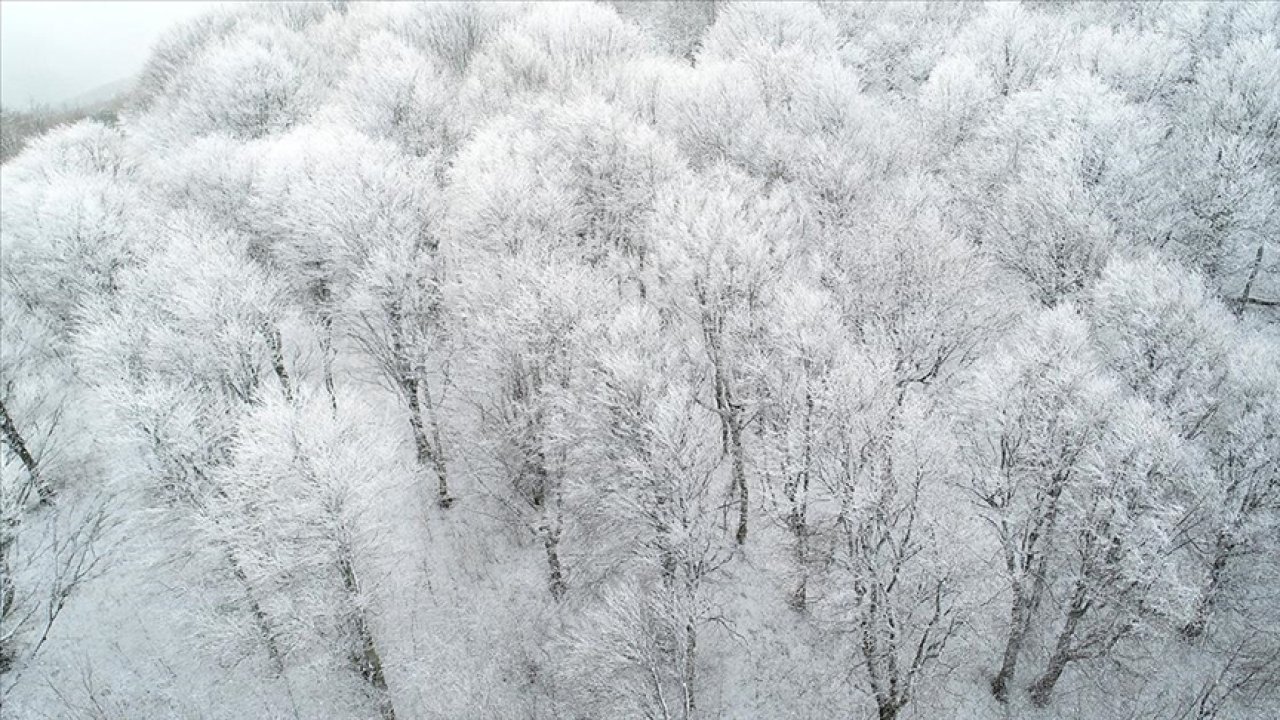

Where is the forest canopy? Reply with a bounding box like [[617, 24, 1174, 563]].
[[1, 2, 1278, 719]]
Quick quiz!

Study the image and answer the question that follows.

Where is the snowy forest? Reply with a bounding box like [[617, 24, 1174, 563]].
[[1, 2, 1278, 718]]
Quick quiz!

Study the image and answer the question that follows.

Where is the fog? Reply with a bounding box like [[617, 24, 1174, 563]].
[[0, 1, 219, 109]]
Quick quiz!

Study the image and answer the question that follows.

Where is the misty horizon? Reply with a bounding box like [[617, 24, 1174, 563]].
[[0, 1, 217, 109]]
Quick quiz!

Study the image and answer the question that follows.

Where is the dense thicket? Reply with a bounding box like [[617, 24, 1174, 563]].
[[2, 2, 1278, 719]]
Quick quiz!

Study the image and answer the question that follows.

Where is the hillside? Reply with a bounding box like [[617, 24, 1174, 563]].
[[1, 3, 1278, 719]]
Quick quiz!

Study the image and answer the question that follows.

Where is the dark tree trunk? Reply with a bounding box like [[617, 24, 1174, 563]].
[[225, 548, 287, 674], [0, 533, 15, 673], [877, 702, 903, 720], [542, 520, 566, 602], [990, 580, 1029, 702], [0, 397, 52, 504], [228, 544, 303, 720], [655, 491, 677, 588], [705, 319, 748, 545], [788, 542, 809, 612], [388, 301, 452, 509], [403, 376, 452, 508], [405, 377, 431, 469], [993, 473, 1068, 700], [787, 391, 813, 611], [1236, 244, 1265, 316], [417, 379, 452, 508], [1029, 578, 1090, 708], [208, 487, 296, 718], [321, 327, 338, 413], [528, 458, 565, 600], [729, 414, 748, 545], [1182, 531, 1234, 640], [313, 283, 339, 413], [856, 579, 906, 720], [0, 540, 13, 621], [265, 324, 294, 402], [338, 552, 396, 720]]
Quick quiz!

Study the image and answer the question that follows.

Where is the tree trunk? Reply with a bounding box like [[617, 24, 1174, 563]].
[[656, 492, 677, 588], [542, 518, 566, 602], [1029, 578, 1089, 708], [338, 552, 396, 720], [0, 533, 15, 673], [789, 540, 808, 612], [319, 316, 338, 414], [707, 332, 748, 545], [729, 414, 748, 545], [265, 324, 293, 402], [417, 378, 452, 508], [529, 457, 566, 600], [388, 301, 452, 509], [225, 548, 287, 674], [354, 610, 395, 720], [404, 376, 452, 508], [209, 491, 298, 716], [313, 284, 339, 413], [0, 397, 52, 504], [787, 391, 813, 611], [861, 586, 905, 720], [405, 378, 431, 469], [990, 580, 1029, 702], [877, 702, 902, 720], [1236, 244, 1264, 316], [682, 619, 697, 719], [0, 539, 13, 621], [1182, 531, 1233, 640], [321, 337, 338, 413], [992, 473, 1068, 700], [1027, 646, 1069, 708]]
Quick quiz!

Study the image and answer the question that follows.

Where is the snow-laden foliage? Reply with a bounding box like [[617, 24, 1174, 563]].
[[2, 2, 1278, 718]]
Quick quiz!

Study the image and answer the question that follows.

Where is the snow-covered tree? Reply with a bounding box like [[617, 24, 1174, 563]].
[[1086, 255, 1280, 640], [73, 211, 297, 702], [135, 20, 331, 148], [1151, 33, 1280, 307], [651, 165, 805, 545], [319, 31, 458, 161], [463, 256, 617, 601], [3, 3, 1278, 718], [243, 124, 439, 412], [212, 392, 400, 720], [456, 2, 649, 131], [960, 304, 1201, 705], [447, 95, 685, 290], [560, 303, 731, 718]]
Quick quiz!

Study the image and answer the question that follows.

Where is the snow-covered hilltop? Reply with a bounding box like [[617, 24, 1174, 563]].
[[2, 2, 1277, 718]]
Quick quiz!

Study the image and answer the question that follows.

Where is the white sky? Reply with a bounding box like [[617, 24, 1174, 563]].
[[1, 1, 221, 109]]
